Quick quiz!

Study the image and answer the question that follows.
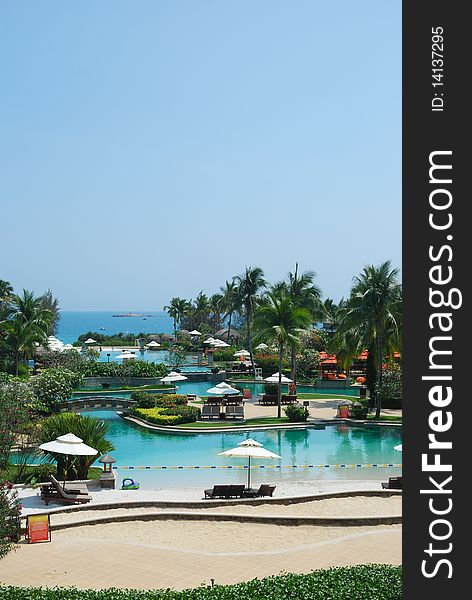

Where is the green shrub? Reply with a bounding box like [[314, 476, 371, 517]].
[[254, 354, 289, 375], [351, 400, 369, 420], [133, 404, 199, 425], [377, 364, 402, 409], [155, 394, 188, 407], [0, 565, 403, 598], [264, 383, 278, 396], [23, 463, 57, 486], [131, 391, 156, 408], [79, 361, 168, 379], [284, 403, 309, 422]]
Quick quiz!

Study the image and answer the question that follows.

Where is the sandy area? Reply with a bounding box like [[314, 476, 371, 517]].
[[17, 479, 393, 515], [0, 518, 401, 590]]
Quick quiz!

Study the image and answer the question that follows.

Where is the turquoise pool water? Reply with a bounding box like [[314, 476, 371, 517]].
[[96, 349, 209, 371], [73, 381, 359, 398], [81, 411, 401, 489]]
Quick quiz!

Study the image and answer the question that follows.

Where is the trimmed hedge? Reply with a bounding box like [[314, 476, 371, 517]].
[[0, 565, 402, 598], [133, 405, 200, 425]]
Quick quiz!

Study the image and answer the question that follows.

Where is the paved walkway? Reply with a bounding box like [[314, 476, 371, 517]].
[[0, 521, 401, 590]]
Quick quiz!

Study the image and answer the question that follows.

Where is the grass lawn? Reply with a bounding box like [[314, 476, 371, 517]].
[[367, 414, 403, 422], [1, 464, 102, 484], [297, 393, 358, 400]]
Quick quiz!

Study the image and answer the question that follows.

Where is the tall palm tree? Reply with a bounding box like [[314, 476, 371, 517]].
[[0, 279, 13, 320], [220, 280, 240, 342], [164, 297, 190, 339], [209, 293, 223, 334], [275, 264, 322, 384], [254, 292, 311, 417], [193, 291, 211, 328], [235, 267, 266, 377], [334, 261, 401, 418], [6, 290, 52, 374], [40, 289, 60, 335]]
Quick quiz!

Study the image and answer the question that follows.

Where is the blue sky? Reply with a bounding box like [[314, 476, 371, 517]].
[[0, 1, 401, 310]]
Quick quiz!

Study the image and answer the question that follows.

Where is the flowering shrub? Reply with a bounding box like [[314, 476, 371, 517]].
[[377, 363, 402, 409], [32, 368, 83, 412]]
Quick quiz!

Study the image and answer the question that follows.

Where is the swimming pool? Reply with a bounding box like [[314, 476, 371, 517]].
[[81, 410, 401, 489], [72, 381, 359, 399]]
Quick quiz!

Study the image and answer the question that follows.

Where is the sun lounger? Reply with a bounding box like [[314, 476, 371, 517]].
[[225, 405, 245, 419], [244, 484, 276, 498], [41, 476, 92, 505], [381, 476, 402, 490], [228, 484, 245, 498], [204, 485, 230, 499], [201, 404, 221, 419], [281, 394, 298, 404]]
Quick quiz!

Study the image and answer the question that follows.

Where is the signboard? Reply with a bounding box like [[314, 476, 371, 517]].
[[26, 514, 51, 544]]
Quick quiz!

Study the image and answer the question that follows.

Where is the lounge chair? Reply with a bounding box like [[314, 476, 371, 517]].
[[381, 476, 402, 490], [225, 405, 245, 419], [244, 484, 276, 498], [201, 405, 221, 419], [281, 394, 298, 404], [228, 484, 245, 498], [204, 485, 230, 499], [40, 476, 92, 505]]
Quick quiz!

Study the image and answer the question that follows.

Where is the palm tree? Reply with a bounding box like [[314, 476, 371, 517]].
[[334, 261, 401, 418], [193, 291, 210, 328], [39, 412, 114, 480], [6, 290, 52, 374], [220, 280, 240, 342], [209, 294, 223, 334], [0, 279, 13, 321], [40, 289, 60, 335], [275, 264, 322, 384], [164, 297, 189, 339], [254, 292, 311, 417], [235, 267, 266, 377]]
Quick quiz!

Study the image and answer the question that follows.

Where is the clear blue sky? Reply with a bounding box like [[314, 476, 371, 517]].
[[0, 1, 401, 310]]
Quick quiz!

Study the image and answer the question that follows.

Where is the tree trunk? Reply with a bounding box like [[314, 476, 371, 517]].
[[375, 333, 383, 419], [227, 312, 232, 342], [15, 351, 19, 376], [277, 345, 283, 418], [247, 305, 256, 378], [290, 344, 297, 387]]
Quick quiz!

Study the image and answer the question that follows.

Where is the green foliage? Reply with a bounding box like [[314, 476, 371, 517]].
[[264, 383, 278, 396], [32, 368, 83, 413], [376, 363, 402, 409], [0, 381, 41, 470], [133, 402, 200, 425], [79, 361, 167, 378], [37, 349, 89, 372], [351, 400, 369, 420], [38, 413, 114, 479], [132, 392, 188, 409], [254, 354, 289, 375], [296, 348, 320, 381], [212, 348, 237, 362], [284, 403, 309, 422], [0, 565, 403, 598], [0, 481, 21, 558]]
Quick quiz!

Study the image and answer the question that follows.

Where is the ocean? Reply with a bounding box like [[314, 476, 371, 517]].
[[56, 311, 174, 344]]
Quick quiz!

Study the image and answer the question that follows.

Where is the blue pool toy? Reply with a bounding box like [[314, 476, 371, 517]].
[[121, 477, 140, 490]]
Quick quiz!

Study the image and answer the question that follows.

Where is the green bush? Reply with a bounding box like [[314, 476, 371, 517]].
[[351, 400, 369, 420], [284, 403, 309, 422], [254, 354, 289, 375], [264, 383, 278, 396], [133, 404, 200, 425], [377, 364, 402, 409], [79, 360, 168, 379], [131, 391, 156, 408], [0, 565, 403, 598], [131, 393, 188, 409]]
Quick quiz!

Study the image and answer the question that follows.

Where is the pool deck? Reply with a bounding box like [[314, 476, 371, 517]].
[[5, 489, 402, 590]]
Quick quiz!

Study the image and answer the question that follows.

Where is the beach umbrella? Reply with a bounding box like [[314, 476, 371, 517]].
[[203, 337, 215, 344], [218, 438, 281, 489], [115, 352, 137, 360], [394, 444, 403, 452], [39, 433, 98, 486], [161, 371, 188, 383], [84, 338, 97, 344], [189, 330, 202, 336], [336, 399, 354, 406], [265, 372, 293, 383], [207, 382, 240, 395], [145, 341, 161, 348], [255, 343, 268, 351], [234, 350, 250, 357]]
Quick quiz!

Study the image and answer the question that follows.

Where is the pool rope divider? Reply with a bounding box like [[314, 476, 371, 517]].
[[113, 463, 402, 470]]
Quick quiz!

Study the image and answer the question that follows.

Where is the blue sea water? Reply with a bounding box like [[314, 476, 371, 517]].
[[56, 311, 174, 344]]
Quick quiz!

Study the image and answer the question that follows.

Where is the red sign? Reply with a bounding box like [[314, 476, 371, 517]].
[[27, 514, 51, 543]]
